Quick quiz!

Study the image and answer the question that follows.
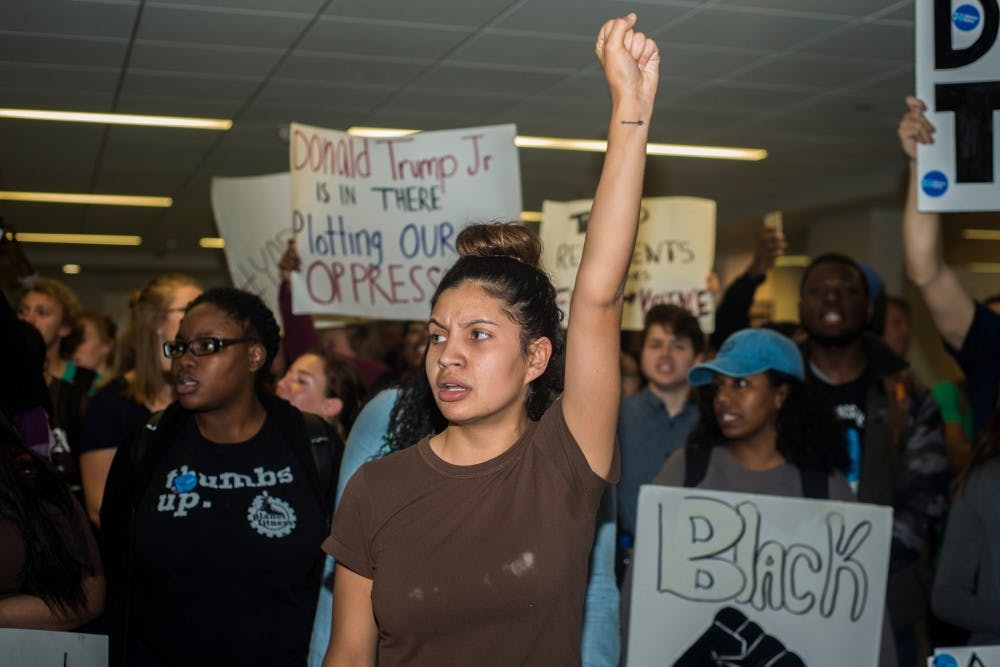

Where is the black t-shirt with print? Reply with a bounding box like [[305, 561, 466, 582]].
[[129, 414, 326, 666], [807, 363, 873, 490]]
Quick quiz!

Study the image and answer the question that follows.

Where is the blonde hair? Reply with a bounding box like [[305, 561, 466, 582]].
[[116, 274, 201, 406], [24, 277, 83, 357]]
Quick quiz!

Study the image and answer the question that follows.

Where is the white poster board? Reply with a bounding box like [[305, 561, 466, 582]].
[[915, 0, 1000, 211], [210, 172, 293, 318], [539, 196, 716, 332], [934, 647, 1000, 666], [0, 628, 107, 667], [627, 486, 893, 667], [288, 123, 521, 319]]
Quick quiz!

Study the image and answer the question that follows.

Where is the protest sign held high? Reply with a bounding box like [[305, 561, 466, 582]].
[[288, 123, 521, 319], [916, 0, 1000, 211], [210, 172, 292, 319], [627, 486, 892, 667], [540, 197, 716, 332]]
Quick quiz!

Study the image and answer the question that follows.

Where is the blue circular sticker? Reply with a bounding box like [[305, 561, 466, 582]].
[[934, 654, 959, 667], [922, 170, 949, 197], [953, 3, 981, 31], [173, 472, 198, 493]]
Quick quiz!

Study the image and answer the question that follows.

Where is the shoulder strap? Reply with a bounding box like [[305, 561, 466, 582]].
[[128, 410, 164, 504], [683, 445, 711, 488], [302, 413, 337, 517], [800, 467, 829, 499]]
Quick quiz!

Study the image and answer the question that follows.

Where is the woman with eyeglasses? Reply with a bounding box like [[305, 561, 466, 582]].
[[100, 287, 343, 667], [78, 273, 201, 527]]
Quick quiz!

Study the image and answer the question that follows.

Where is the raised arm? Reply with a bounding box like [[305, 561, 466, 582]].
[[899, 96, 975, 349], [563, 14, 658, 479]]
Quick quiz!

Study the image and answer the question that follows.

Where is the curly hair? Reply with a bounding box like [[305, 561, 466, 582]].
[[688, 371, 849, 474], [188, 288, 281, 387], [431, 223, 565, 420], [383, 369, 449, 454]]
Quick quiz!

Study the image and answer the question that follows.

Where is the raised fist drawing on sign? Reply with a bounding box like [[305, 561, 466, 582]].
[[673, 607, 805, 667]]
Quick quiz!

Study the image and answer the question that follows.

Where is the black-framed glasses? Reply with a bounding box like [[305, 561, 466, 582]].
[[162, 337, 258, 359]]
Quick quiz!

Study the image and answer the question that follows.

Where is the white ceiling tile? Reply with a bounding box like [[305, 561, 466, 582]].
[[137, 5, 311, 48], [452, 32, 590, 71], [734, 54, 887, 89], [0, 34, 128, 69], [299, 17, 473, 59], [1, 0, 139, 39], [129, 42, 284, 77], [494, 0, 697, 37], [408, 64, 567, 97], [120, 71, 259, 100], [707, 0, 898, 19], [805, 22, 912, 61], [325, 0, 517, 26], [150, 0, 325, 13], [276, 53, 427, 87], [0, 63, 121, 96], [661, 8, 843, 51]]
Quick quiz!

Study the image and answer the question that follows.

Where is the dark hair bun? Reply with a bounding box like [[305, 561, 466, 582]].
[[456, 223, 541, 268]]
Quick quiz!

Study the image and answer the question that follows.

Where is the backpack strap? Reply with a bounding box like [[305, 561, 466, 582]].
[[302, 413, 337, 522], [683, 445, 711, 488], [129, 410, 165, 505], [800, 467, 829, 500]]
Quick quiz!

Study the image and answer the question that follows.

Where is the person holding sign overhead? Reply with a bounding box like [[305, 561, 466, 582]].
[[899, 96, 1000, 440], [322, 14, 657, 667]]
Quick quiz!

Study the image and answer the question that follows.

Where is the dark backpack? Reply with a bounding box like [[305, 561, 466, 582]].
[[682, 445, 829, 499]]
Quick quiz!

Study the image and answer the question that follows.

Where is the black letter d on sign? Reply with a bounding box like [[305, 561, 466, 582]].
[[935, 0, 999, 69]]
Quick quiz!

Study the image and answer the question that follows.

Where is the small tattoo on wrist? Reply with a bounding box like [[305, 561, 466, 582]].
[[621, 119, 644, 126]]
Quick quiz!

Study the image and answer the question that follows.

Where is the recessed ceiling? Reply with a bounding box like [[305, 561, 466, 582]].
[[0, 0, 927, 279]]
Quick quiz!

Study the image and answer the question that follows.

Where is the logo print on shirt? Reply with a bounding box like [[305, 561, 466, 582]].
[[247, 491, 297, 538]]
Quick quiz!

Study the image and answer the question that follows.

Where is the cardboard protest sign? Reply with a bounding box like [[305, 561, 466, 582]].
[[915, 0, 1000, 211], [539, 196, 716, 332], [934, 647, 1000, 666], [288, 123, 521, 319], [627, 486, 893, 667], [0, 628, 108, 667], [210, 172, 293, 318]]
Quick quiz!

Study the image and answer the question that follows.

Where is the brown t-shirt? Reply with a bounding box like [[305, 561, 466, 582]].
[[325, 399, 617, 666]]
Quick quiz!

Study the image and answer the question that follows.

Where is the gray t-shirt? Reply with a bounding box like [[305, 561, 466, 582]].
[[933, 457, 1000, 645], [654, 446, 855, 501]]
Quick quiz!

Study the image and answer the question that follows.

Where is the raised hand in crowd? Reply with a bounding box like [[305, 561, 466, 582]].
[[898, 95, 973, 350]]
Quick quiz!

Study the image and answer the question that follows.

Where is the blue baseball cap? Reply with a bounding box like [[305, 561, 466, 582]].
[[687, 328, 804, 386]]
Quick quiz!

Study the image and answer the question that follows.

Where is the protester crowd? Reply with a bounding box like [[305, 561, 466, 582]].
[[1, 15, 999, 667]]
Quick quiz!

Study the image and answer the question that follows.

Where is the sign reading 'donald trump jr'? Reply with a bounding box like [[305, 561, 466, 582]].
[[539, 196, 716, 332], [916, 0, 1000, 211], [627, 486, 893, 667], [288, 123, 521, 319]]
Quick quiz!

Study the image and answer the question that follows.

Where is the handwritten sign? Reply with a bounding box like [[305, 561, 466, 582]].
[[627, 486, 892, 666], [0, 628, 107, 667], [210, 172, 293, 318], [539, 196, 716, 332], [934, 647, 1000, 666], [288, 123, 521, 319], [915, 0, 1000, 211]]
